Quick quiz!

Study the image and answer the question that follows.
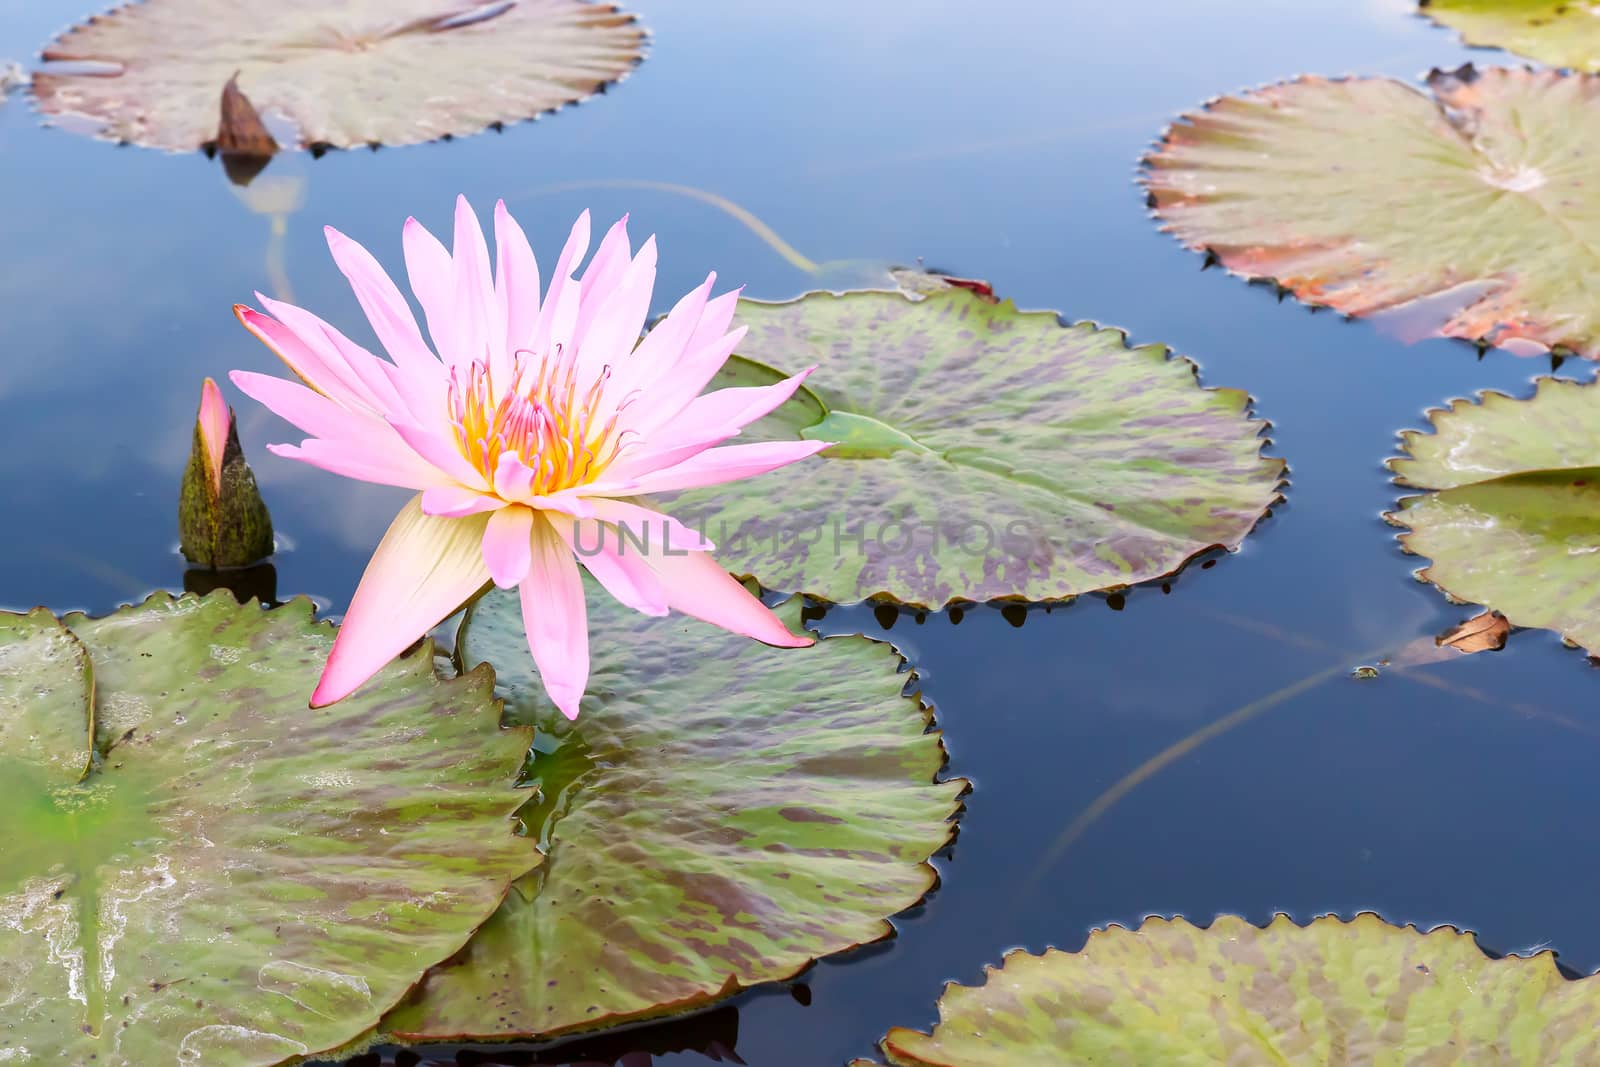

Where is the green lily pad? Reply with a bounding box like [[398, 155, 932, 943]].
[[380, 582, 965, 1042], [0, 591, 539, 1066], [854, 914, 1600, 1065], [668, 284, 1283, 608], [1144, 67, 1600, 359], [0, 608, 94, 783], [1420, 1, 1600, 71], [33, 0, 645, 151], [1389, 376, 1600, 655]]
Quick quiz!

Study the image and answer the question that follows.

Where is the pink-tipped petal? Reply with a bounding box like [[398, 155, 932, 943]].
[[324, 225, 439, 378], [421, 485, 505, 518], [555, 517, 669, 616], [311, 495, 492, 706], [521, 515, 591, 719], [601, 440, 832, 496], [236, 304, 371, 411], [197, 377, 229, 495], [230, 369, 382, 443], [403, 216, 458, 362], [254, 293, 397, 413], [483, 504, 535, 589], [451, 195, 496, 373], [648, 550, 812, 648], [494, 200, 541, 366]]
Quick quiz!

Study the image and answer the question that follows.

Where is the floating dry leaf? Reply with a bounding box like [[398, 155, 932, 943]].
[[33, 0, 645, 150], [1146, 67, 1600, 359], [1438, 609, 1511, 654]]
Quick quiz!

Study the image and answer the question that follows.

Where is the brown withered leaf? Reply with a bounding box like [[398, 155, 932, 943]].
[[1437, 610, 1511, 654], [1386, 610, 1510, 668]]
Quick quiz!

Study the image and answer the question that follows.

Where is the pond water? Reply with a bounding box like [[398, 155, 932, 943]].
[[3, 0, 1595, 1063]]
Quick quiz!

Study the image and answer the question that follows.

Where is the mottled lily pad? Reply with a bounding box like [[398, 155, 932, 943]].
[[380, 583, 965, 1042], [33, 0, 645, 150], [1390, 376, 1600, 655], [1420, 1, 1600, 71], [667, 284, 1282, 608], [1145, 67, 1600, 359], [0, 591, 538, 1066], [854, 914, 1600, 1065]]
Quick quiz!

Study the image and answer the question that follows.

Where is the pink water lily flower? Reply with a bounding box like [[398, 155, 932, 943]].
[[232, 196, 827, 718]]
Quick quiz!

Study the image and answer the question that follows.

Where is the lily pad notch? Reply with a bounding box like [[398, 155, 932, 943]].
[[379, 586, 967, 1043], [669, 280, 1285, 609], [32, 0, 649, 152], [1144, 66, 1600, 360]]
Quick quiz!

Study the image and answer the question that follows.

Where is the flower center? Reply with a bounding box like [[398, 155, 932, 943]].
[[447, 349, 624, 496]]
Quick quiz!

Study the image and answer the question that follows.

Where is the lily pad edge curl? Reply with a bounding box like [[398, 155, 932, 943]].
[[674, 280, 1286, 611]]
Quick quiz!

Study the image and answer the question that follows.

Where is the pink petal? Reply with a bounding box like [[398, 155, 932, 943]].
[[555, 517, 669, 616], [198, 377, 229, 495], [609, 272, 714, 401], [230, 369, 379, 442], [311, 495, 492, 706], [588, 498, 713, 553], [520, 515, 591, 719], [575, 236, 657, 387], [599, 440, 831, 496], [451, 195, 496, 373], [572, 214, 633, 348], [493, 451, 537, 502], [613, 367, 817, 479], [266, 439, 445, 490], [404, 216, 458, 362], [686, 288, 742, 355], [483, 504, 534, 589], [387, 419, 490, 491], [619, 325, 748, 439], [647, 550, 811, 648], [323, 225, 439, 379], [528, 211, 591, 359], [235, 304, 375, 411], [494, 200, 541, 370], [421, 485, 505, 517]]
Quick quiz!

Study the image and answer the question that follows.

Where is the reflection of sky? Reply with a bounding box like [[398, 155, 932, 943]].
[[4, 1, 1600, 1064]]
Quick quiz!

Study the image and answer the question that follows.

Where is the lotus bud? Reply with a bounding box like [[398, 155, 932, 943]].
[[179, 378, 274, 568]]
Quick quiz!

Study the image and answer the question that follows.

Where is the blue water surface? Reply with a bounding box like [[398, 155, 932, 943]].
[[2, 1, 1595, 1063]]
